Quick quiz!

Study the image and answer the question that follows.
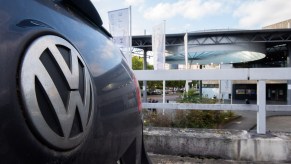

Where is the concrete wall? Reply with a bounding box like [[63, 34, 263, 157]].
[[144, 127, 291, 162]]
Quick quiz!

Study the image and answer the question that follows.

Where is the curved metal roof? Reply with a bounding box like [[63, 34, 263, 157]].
[[132, 28, 291, 65]]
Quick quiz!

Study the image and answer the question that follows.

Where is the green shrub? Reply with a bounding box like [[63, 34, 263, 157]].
[[143, 110, 236, 129], [143, 110, 173, 127], [143, 90, 236, 129]]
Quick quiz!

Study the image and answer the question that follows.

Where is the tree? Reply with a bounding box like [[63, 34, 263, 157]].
[[132, 56, 143, 70], [132, 56, 155, 88], [132, 56, 154, 70], [166, 81, 186, 88]]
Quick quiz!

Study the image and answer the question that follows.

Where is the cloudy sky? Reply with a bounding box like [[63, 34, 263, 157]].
[[92, 0, 291, 35]]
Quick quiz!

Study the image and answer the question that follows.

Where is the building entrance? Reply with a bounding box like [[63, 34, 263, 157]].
[[267, 84, 287, 101], [233, 84, 287, 101]]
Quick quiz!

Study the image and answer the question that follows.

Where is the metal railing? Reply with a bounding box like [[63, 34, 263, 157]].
[[134, 68, 291, 134]]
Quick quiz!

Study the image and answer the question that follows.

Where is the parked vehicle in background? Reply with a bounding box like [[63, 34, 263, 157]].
[[0, 0, 151, 163]]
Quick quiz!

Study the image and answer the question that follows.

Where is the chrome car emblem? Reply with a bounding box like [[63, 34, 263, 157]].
[[20, 35, 94, 150]]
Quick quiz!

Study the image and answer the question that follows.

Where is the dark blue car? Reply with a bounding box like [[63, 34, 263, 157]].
[[0, 0, 150, 163]]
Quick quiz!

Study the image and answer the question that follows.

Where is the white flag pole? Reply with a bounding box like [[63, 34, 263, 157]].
[[162, 20, 166, 115], [129, 6, 132, 68], [185, 32, 188, 70], [184, 32, 189, 94]]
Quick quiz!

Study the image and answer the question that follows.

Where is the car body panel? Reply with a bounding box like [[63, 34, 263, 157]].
[[0, 0, 148, 163]]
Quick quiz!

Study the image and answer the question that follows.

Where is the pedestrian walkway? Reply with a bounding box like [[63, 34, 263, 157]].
[[222, 111, 291, 132], [265, 116, 291, 132], [222, 110, 257, 130]]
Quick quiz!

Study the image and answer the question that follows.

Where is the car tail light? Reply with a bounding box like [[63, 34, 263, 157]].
[[133, 75, 142, 112]]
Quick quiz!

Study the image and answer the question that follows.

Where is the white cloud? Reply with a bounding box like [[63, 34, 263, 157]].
[[144, 3, 176, 20], [124, 0, 144, 6], [183, 24, 192, 31], [177, 0, 222, 20], [234, 0, 291, 28], [143, 0, 222, 20]]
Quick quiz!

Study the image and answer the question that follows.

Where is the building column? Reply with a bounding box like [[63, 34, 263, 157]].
[[142, 48, 148, 103], [257, 80, 266, 134], [288, 44, 291, 105]]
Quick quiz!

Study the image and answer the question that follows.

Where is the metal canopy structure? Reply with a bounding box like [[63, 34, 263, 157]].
[[132, 29, 291, 48]]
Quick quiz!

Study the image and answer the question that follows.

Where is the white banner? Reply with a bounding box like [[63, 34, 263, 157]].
[[152, 23, 165, 70], [184, 33, 188, 70], [108, 8, 131, 65]]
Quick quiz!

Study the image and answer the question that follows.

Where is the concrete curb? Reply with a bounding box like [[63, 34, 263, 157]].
[[144, 127, 291, 162]]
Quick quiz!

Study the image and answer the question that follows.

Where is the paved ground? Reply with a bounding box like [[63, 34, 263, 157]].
[[266, 116, 291, 132], [148, 154, 286, 164], [222, 110, 257, 130], [223, 111, 291, 132]]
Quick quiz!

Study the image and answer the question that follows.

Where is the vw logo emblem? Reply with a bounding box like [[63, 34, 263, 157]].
[[20, 35, 94, 150]]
